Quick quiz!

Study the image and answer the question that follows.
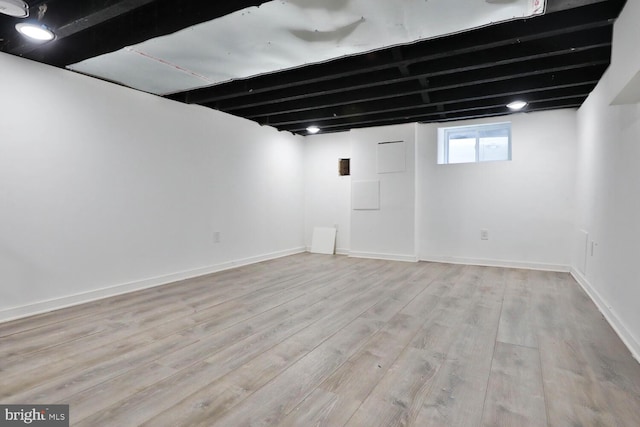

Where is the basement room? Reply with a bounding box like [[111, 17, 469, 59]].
[[1, 0, 639, 425]]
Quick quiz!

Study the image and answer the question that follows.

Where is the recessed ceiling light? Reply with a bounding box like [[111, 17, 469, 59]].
[[15, 22, 55, 42], [0, 0, 29, 18], [507, 100, 527, 111], [306, 126, 320, 134]]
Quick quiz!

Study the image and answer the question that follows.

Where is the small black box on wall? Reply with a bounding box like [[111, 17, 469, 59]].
[[339, 158, 350, 176]]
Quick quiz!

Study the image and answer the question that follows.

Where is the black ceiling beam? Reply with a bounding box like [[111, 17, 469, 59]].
[[233, 62, 608, 120], [8, 0, 158, 55], [281, 92, 588, 132], [421, 57, 608, 95], [546, 0, 608, 12], [172, 0, 621, 105], [207, 26, 612, 111], [0, 0, 622, 136], [271, 86, 595, 132], [273, 94, 589, 133], [274, 78, 598, 132], [428, 103, 584, 125], [6, 0, 273, 66], [439, 100, 587, 122], [262, 66, 605, 127], [281, 96, 588, 134], [274, 88, 594, 132], [244, 69, 601, 124], [281, 99, 588, 135], [233, 0, 624, 134], [218, 42, 611, 111], [407, 36, 610, 79], [217, 42, 611, 113]]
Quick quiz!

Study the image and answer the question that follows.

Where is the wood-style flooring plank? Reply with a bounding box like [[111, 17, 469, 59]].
[[550, 272, 640, 427], [414, 299, 504, 426], [2, 330, 200, 403], [481, 342, 547, 427], [0, 256, 369, 380], [140, 271, 402, 427], [200, 317, 382, 427], [76, 260, 407, 425], [58, 362, 178, 423], [539, 334, 618, 427], [280, 264, 464, 427], [1, 254, 639, 427], [496, 269, 538, 348], [343, 346, 442, 427], [0, 252, 343, 339]]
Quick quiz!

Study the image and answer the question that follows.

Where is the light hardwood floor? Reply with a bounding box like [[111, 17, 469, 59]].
[[1, 254, 639, 426]]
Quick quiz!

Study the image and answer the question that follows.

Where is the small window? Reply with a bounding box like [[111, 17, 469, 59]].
[[438, 122, 511, 164]]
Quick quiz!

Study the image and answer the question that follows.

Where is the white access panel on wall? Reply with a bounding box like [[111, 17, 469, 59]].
[[352, 180, 380, 210], [377, 141, 405, 173]]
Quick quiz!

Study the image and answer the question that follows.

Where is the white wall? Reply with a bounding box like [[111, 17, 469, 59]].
[[304, 113, 577, 268], [304, 124, 416, 260], [417, 110, 577, 270], [350, 124, 417, 261], [609, 0, 640, 105], [303, 132, 352, 253], [572, 0, 640, 359], [0, 53, 305, 321]]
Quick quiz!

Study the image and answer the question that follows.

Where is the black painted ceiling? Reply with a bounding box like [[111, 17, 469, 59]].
[[0, 0, 627, 135]]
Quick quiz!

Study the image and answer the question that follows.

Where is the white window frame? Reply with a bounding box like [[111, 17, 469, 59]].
[[438, 122, 512, 164]]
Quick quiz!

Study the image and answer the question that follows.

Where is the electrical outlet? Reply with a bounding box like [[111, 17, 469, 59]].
[[213, 231, 221, 243], [480, 229, 489, 240]]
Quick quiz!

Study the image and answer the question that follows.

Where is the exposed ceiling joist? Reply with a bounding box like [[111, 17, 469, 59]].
[[10, 0, 158, 55], [0, 0, 627, 135], [212, 42, 611, 113], [173, 3, 617, 105], [3, 0, 273, 65]]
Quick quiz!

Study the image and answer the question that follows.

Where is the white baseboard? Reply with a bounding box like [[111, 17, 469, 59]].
[[348, 251, 418, 263], [419, 255, 570, 272], [303, 248, 416, 260], [303, 246, 350, 256], [0, 247, 306, 324], [571, 268, 640, 364]]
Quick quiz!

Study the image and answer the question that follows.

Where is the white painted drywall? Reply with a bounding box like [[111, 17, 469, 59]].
[[417, 110, 577, 270], [608, 0, 640, 105], [305, 114, 576, 268], [573, 0, 640, 358], [350, 124, 416, 261], [351, 180, 380, 210], [0, 53, 305, 320], [303, 132, 351, 254]]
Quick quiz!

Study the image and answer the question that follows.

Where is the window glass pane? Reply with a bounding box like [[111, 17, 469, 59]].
[[438, 122, 511, 165], [479, 136, 509, 162], [448, 137, 476, 164], [448, 130, 477, 140], [478, 127, 509, 138]]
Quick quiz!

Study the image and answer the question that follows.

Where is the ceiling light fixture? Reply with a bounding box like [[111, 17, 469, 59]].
[[15, 22, 55, 42], [306, 126, 320, 134], [507, 100, 527, 111], [0, 0, 28, 17]]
